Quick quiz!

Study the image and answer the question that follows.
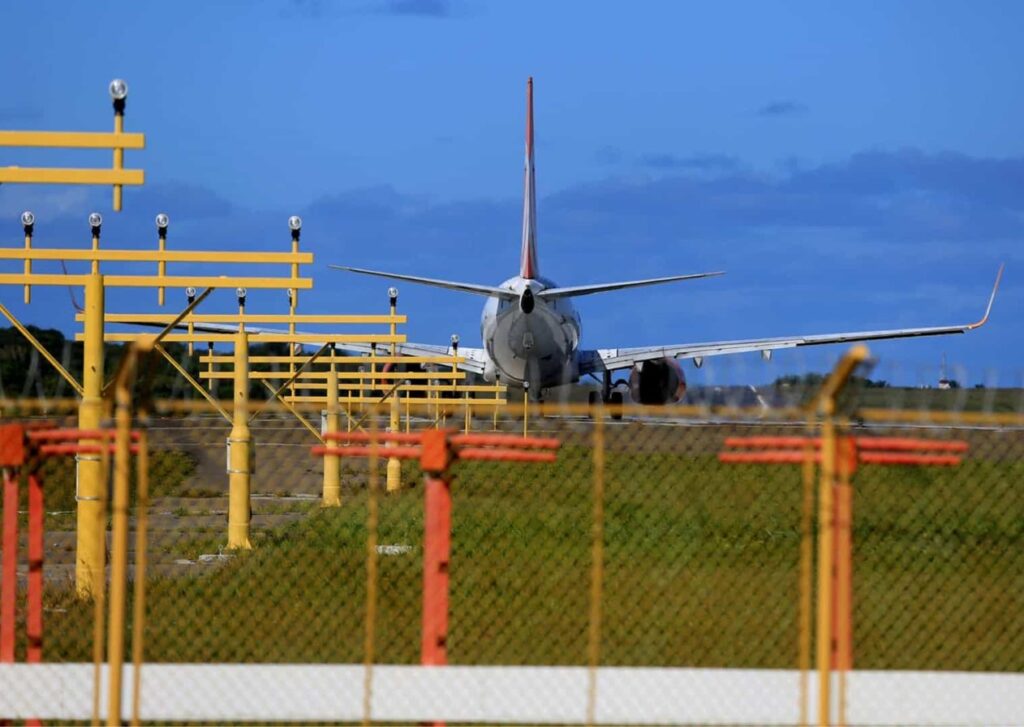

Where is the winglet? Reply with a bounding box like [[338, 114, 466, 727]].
[[968, 263, 1004, 329]]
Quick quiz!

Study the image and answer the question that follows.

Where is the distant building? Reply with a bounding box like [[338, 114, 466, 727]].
[[938, 354, 959, 389]]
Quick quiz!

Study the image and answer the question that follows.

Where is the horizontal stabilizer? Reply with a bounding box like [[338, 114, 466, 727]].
[[538, 271, 724, 300], [330, 265, 518, 300]]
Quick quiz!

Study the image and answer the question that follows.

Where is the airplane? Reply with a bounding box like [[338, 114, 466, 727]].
[[331, 77, 1003, 405]]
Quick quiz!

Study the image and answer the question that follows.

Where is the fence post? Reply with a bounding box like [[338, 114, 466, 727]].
[[26, 471, 43, 664], [833, 435, 856, 726], [1, 465, 17, 663], [812, 344, 868, 727], [815, 410, 836, 727], [420, 429, 453, 667], [106, 351, 138, 727], [586, 413, 606, 727]]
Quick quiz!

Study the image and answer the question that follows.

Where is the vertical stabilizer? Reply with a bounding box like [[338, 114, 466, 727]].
[[520, 77, 539, 279]]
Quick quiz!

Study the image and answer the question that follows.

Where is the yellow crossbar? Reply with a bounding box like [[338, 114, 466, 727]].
[[286, 396, 507, 406], [280, 383, 504, 393], [199, 354, 462, 365], [1, 249, 313, 264], [1, 274, 311, 289], [91, 313, 401, 324], [80, 333, 404, 344], [0, 167, 144, 185], [199, 370, 465, 381], [0, 130, 146, 149]]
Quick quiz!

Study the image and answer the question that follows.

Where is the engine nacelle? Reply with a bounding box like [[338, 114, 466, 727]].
[[628, 357, 687, 405]]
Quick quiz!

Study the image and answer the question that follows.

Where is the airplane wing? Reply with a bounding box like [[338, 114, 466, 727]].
[[579, 265, 1003, 374], [125, 320, 488, 375]]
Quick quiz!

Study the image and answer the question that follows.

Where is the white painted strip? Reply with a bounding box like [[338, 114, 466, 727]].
[[0, 664, 1021, 725]]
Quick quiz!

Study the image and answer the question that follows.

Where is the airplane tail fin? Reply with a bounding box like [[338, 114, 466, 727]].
[[520, 77, 539, 279]]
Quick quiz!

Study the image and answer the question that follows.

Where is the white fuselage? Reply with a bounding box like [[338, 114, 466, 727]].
[[480, 276, 582, 394]]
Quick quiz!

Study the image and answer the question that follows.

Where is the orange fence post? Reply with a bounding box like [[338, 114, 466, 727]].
[[0, 422, 25, 664], [718, 431, 966, 726], [26, 471, 44, 664], [1, 468, 17, 663], [420, 429, 453, 667], [312, 427, 559, 727]]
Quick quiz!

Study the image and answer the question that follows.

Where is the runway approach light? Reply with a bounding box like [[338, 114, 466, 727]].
[[155, 213, 169, 232], [88, 212, 103, 232], [20, 211, 35, 230], [185, 286, 197, 301], [108, 79, 128, 101], [288, 216, 302, 231], [388, 286, 399, 302], [450, 334, 460, 351], [236, 287, 247, 305]]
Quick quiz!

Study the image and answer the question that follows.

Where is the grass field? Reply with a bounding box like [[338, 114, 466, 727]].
[[9, 419, 1021, 672]]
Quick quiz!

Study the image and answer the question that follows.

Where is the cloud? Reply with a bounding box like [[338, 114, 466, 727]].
[[381, 0, 452, 17], [757, 100, 807, 117], [0, 108, 44, 124], [544, 148, 1024, 249], [285, 0, 455, 19], [638, 153, 740, 172], [594, 145, 623, 165]]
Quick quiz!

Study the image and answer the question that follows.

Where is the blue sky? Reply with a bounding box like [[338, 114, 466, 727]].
[[1, 1, 1022, 387]]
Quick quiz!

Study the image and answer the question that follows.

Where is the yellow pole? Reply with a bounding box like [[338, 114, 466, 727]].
[[386, 296, 401, 492], [523, 387, 529, 438], [130, 411, 150, 727], [464, 392, 470, 434], [23, 222, 31, 304], [288, 291, 297, 403], [586, 412, 606, 727], [207, 342, 215, 394], [405, 391, 410, 434], [227, 324, 252, 549], [112, 106, 124, 211], [157, 229, 166, 306], [106, 348, 137, 726], [799, 415, 815, 727], [816, 407, 836, 727], [76, 273, 105, 597], [323, 352, 341, 507]]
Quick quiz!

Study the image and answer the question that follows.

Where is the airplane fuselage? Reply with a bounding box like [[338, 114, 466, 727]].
[[480, 276, 582, 394]]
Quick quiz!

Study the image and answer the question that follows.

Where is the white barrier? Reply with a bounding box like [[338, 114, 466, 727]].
[[1, 664, 1021, 725]]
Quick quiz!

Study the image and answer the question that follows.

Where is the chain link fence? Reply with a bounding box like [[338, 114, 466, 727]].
[[1, 352, 1022, 725]]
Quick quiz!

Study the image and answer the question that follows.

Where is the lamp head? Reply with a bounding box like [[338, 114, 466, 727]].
[[108, 78, 128, 101]]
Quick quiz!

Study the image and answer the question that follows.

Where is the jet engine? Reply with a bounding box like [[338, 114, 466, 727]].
[[628, 357, 687, 405]]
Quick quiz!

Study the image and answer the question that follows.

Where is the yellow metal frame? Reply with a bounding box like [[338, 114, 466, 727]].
[[0, 118, 145, 211], [0, 220, 310, 595], [801, 343, 870, 727]]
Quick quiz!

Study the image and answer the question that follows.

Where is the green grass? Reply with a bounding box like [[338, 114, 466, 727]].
[[31, 425, 1024, 672]]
